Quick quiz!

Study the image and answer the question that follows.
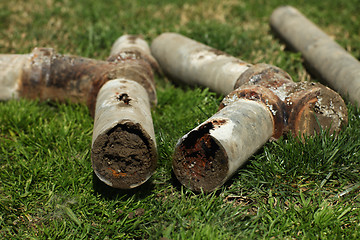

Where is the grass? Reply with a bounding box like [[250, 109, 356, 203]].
[[1, 0, 360, 239]]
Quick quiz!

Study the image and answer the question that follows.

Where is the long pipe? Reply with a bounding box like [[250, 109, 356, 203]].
[[270, 5, 360, 107]]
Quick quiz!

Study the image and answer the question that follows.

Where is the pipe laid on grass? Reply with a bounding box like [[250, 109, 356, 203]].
[[270, 5, 360, 107], [0, 35, 158, 189], [172, 99, 274, 192], [91, 35, 158, 189], [150, 32, 251, 95], [151, 33, 347, 192]]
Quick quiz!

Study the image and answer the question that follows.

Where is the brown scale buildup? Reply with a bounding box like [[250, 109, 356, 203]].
[[173, 121, 228, 192], [231, 64, 348, 138], [19, 48, 113, 104], [220, 85, 286, 140], [92, 123, 156, 189], [286, 82, 348, 136], [19, 48, 156, 116]]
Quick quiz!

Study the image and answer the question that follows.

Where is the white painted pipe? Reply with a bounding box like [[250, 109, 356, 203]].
[[91, 35, 158, 189], [151, 32, 251, 95], [173, 99, 274, 192], [92, 79, 157, 189]]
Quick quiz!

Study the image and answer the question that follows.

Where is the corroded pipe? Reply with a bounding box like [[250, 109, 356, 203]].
[[151, 33, 347, 192], [0, 48, 118, 107], [173, 99, 274, 192], [270, 6, 360, 107], [0, 47, 157, 114], [0, 35, 158, 189], [91, 35, 158, 189], [231, 64, 347, 138]]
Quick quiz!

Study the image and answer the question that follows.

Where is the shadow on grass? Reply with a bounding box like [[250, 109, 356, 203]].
[[169, 166, 246, 197], [92, 172, 155, 200]]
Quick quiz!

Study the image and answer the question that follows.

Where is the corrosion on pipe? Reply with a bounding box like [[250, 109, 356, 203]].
[[0, 35, 158, 189], [270, 5, 360, 107], [231, 64, 347, 137], [0, 47, 157, 116], [91, 79, 157, 189], [0, 48, 113, 106], [151, 33, 348, 192], [173, 99, 274, 192]]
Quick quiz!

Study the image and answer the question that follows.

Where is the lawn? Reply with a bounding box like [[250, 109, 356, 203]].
[[1, 0, 360, 239]]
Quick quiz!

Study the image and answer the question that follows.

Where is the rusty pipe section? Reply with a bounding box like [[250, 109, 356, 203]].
[[0, 48, 113, 107], [151, 33, 347, 138], [270, 6, 360, 107], [0, 46, 157, 115], [91, 79, 157, 189], [151, 33, 348, 192], [91, 35, 158, 189], [173, 99, 274, 192], [230, 64, 347, 138], [174, 63, 347, 192], [0, 35, 158, 189], [151, 32, 251, 95]]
